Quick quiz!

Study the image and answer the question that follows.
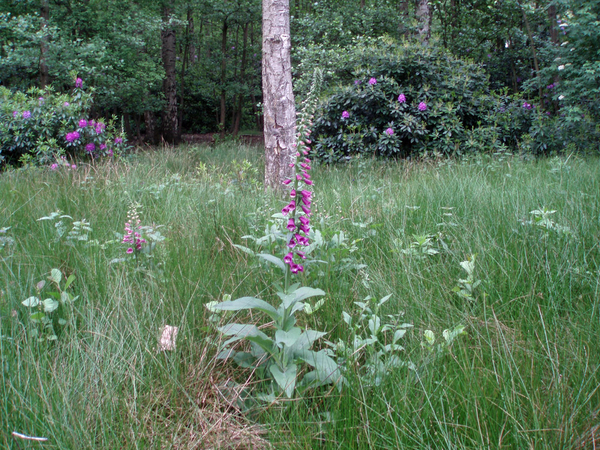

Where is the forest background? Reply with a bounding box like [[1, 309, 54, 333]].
[[1, 0, 599, 163]]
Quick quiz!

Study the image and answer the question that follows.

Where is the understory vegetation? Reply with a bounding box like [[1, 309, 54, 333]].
[[1, 144, 599, 449]]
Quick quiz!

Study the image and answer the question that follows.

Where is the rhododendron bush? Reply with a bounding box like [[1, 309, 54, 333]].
[[0, 76, 127, 166]]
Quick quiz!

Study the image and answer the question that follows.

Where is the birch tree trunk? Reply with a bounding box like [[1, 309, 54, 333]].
[[161, 3, 179, 145], [416, 0, 431, 44], [262, 0, 296, 190]]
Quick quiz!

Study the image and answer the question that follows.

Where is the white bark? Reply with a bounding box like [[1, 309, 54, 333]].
[[262, 0, 296, 189], [416, 0, 431, 44]]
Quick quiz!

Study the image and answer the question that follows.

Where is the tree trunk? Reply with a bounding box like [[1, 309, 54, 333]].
[[220, 19, 228, 138], [144, 110, 156, 144], [262, 0, 296, 190], [416, 0, 431, 44], [233, 22, 249, 136], [161, 3, 179, 145], [39, 0, 50, 88]]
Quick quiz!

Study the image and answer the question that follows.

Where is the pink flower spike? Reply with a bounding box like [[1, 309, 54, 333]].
[[287, 218, 296, 231], [290, 189, 296, 197], [302, 150, 308, 155], [287, 238, 296, 248], [282, 206, 290, 215], [289, 163, 295, 168], [284, 252, 294, 264], [304, 179, 314, 185], [301, 205, 311, 215], [126, 248, 133, 254], [283, 178, 292, 185], [296, 174, 303, 181]]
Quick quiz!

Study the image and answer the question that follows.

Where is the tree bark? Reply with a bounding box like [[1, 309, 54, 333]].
[[262, 0, 296, 190], [416, 0, 431, 44], [219, 19, 228, 137], [161, 3, 179, 144], [39, 0, 50, 88]]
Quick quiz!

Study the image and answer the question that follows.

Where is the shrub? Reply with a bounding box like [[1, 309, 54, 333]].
[[0, 76, 127, 166], [310, 41, 504, 161]]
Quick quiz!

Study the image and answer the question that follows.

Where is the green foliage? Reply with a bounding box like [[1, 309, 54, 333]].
[[329, 294, 413, 387], [311, 41, 504, 161], [210, 284, 343, 399], [21, 269, 78, 342], [0, 80, 128, 166]]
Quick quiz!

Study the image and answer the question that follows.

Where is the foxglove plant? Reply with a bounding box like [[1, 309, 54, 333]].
[[209, 69, 343, 400]]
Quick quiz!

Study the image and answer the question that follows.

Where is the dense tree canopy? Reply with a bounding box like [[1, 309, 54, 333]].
[[0, 0, 598, 154]]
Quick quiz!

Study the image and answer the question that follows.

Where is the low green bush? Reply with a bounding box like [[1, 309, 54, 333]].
[[0, 76, 127, 166]]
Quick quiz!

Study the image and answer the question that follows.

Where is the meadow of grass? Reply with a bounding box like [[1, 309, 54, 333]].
[[1, 144, 599, 449]]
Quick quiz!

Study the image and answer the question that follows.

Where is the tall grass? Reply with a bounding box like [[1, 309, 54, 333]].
[[1, 146, 598, 449]]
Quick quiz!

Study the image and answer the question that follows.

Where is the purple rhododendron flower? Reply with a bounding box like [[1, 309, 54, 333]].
[[79, 119, 88, 128], [66, 131, 80, 142], [85, 143, 96, 153], [398, 93, 406, 103], [22, 111, 31, 119], [75, 78, 83, 88], [115, 137, 123, 144], [64, 102, 70, 107], [418, 102, 427, 111], [522, 102, 533, 110], [385, 128, 394, 136], [51, 164, 58, 170], [12, 111, 17, 118], [368, 77, 377, 85], [100, 143, 107, 150], [342, 111, 350, 119]]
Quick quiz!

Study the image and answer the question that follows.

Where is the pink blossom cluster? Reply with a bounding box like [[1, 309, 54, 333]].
[[122, 219, 146, 254], [281, 123, 314, 274], [65, 131, 80, 142]]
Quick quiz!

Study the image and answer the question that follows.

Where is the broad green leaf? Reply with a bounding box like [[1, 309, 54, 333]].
[[298, 349, 341, 386], [50, 269, 62, 284], [42, 298, 59, 313], [290, 330, 327, 352], [22, 296, 40, 307], [211, 297, 279, 322], [368, 316, 381, 336], [275, 328, 302, 347], [257, 253, 285, 271], [58, 318, 67, 326], [30, 312, 45, 322], [270, 363, 297, 398], [60, 291, 70, 304], [393, 329, 407, 343], [232, 244, 255, 256], [377, 294, 393, 306], [424, 330, 436, 345], [342, 311, 352, 326], [292, 287, 326, 302], [64, 274, 76, 290]]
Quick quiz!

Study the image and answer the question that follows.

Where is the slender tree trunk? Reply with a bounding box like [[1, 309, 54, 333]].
[[262, 0, 296, 190], [161, 3, 179, 144], [144, 110, 156, 144], [220, 19, 228, 137], [233, 22, 249, 136], [548, 4, 558, 44], [416, 0, 431, 44], [178, 6, 192, 141], [519, 1, 543, 101], [39, 0, 50, 88]]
